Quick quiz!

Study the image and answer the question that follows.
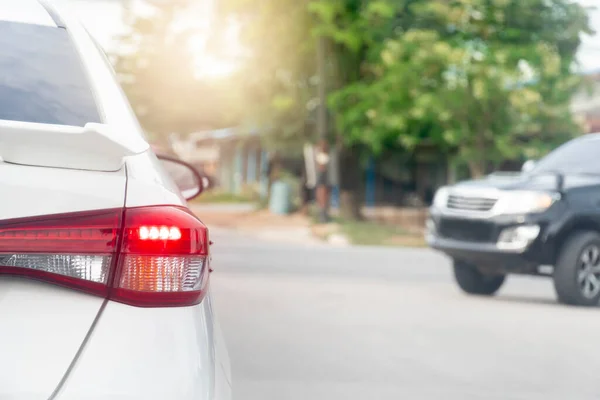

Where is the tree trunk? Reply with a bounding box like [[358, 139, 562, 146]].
[[468, 133, 488, 179], [415, 162, 428, 204], [447, 157, 457, 184], [339, 147, 363, 220], [467, 160, 485, 179]]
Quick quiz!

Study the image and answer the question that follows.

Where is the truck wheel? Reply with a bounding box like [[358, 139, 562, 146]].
[[453, 260, 505, 296], [554, 231, 600, 307]]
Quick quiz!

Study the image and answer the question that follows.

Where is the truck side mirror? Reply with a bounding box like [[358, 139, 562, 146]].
[[522, 160, 536, 173]]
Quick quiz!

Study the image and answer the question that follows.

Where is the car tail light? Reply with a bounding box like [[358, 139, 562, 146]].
[[112, 206, 210, 307], [0, 209, 120, 297], [0, 206, 210, 307]]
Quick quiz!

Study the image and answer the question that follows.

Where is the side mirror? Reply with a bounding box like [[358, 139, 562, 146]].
[[157, 154, 204, 201], [522, 160, 536, 173]]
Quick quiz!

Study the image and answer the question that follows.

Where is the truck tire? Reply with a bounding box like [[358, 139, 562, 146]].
[[554, 231, 600, 307], [453, 260, 505, 296]]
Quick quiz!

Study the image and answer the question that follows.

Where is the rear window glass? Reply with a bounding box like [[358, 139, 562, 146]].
[[0, 21, 101, 126]]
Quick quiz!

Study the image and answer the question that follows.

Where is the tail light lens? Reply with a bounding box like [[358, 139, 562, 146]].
[[114, 206, 210, 306], [0, 206, 210, 307], [0, 209, 120, 296]]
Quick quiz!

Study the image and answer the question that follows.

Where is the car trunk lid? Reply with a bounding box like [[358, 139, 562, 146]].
[[0, 161, 127, 399]]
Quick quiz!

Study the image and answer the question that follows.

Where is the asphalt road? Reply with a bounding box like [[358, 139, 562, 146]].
[[209, 228, 600, 400]]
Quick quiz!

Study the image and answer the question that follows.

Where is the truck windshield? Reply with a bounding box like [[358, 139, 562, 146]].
[[532, 137, 600, 175]]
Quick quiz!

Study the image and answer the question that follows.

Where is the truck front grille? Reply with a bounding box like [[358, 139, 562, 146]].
[[447, 194, 497, 212], [438, 218, 494, 243]]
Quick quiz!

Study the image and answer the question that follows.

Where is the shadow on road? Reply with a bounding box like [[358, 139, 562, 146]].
[[491, 295, 560, 307], [488, 294, 600, 310]]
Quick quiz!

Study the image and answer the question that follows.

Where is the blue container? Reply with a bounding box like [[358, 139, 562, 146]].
[[269, 181, 292, 215]]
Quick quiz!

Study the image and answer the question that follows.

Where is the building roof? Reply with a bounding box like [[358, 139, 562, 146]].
[[185, 126, 260, 142], [0, 0, 57, 27]]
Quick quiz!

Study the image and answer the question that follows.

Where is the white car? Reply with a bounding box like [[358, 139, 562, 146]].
[[0, 1, 231, 399]]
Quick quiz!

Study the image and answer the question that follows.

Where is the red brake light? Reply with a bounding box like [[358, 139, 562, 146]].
[[138, 226, 182, 241], [121, 206, 208, 256], [0, 206, 210, 307], [113, 206, 209, 307]]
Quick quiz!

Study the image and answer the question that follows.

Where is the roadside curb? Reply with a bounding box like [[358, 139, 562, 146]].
[[191, 204, 353, 246], [233, 226, 327, 246], [310, 223, 351, 247]]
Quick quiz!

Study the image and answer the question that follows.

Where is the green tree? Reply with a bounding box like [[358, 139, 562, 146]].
[[222, 0, 372, 218], [217, 0, 593, 219], [218, 0, 320, 155], [323, 0, 593, 177]]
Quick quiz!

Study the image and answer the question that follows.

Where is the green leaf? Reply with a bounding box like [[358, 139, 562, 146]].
[[365, 1, 396, 19]]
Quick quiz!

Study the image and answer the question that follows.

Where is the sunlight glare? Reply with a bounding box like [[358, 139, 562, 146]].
[[188, 18, 244, 79]]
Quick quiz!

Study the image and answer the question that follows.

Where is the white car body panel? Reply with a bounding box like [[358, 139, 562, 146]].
[[0, 120, 148, 171], [0, 2, 231, 399], [0, 164, 126, 399], [0, 0, 56, 27], [60, 7, 147, 140], [54, 294, 228, 400], [0, 162, 126, 220], [0, 278, 104, 400], [125, 151, 187, 208], [211, 299, 233, 399]]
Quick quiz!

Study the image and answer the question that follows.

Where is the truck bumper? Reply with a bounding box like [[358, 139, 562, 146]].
[[427, 234, 539, 273]]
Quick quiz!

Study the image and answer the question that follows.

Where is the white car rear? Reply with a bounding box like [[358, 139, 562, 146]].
[[0, 1, 231, 399]]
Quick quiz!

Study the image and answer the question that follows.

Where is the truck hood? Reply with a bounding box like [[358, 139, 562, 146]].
[[454, 173, 600, 192]]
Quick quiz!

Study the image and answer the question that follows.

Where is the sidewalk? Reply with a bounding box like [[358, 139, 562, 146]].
[[191, 204, 330, 246], [190, 203, 424, 248]]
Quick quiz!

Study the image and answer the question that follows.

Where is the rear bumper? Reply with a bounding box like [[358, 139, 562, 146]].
[[54, 294, 231, 400]]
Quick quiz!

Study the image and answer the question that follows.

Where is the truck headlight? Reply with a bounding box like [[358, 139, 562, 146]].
[[432, 186, 449, 208], [494, 191, 559, 215]]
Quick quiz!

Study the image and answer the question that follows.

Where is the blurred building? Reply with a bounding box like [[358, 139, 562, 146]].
[[168, 127, 267, 195], [164, 70, 600, 211], [572, 69, 600, 133]]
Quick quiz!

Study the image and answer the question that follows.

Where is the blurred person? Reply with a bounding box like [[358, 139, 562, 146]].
[[315, 140, 331, 223]]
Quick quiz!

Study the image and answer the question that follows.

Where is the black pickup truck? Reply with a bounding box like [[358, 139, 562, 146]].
[[427, 134, 600, 306]]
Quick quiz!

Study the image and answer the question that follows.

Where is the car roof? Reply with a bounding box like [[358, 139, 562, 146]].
[[0, 0, 57, 27]]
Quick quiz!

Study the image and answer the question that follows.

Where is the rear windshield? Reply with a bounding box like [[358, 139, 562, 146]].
[[0, 21, 101, 126]]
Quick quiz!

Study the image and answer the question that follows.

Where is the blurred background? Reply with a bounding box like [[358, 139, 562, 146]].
[[59, 1, 600, 399], [60, 0, 600, 246]]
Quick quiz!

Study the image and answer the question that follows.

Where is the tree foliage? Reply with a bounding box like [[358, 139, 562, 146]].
[[318, 0, 593, 176], [117, 0, 594, 178], [219, 0, 320, 155], [224, 0, 593, 176]]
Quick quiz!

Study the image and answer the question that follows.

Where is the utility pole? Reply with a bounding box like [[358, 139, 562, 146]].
[[315, 35, 330, 223]]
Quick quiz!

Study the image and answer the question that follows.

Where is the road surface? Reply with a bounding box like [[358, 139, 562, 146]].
[[209, 228, 600, 400]]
